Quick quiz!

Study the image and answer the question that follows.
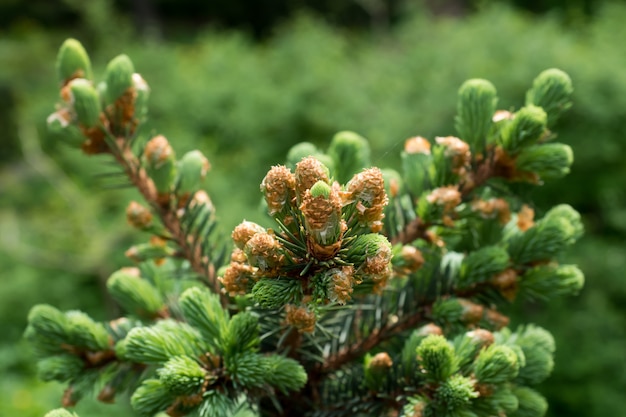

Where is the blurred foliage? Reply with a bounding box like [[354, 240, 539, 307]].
[[2, 1, 626, 416]]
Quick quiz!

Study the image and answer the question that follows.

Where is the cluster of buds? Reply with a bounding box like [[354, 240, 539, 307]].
[[47, 39, 149, 154], [220, 157, 398, 332]]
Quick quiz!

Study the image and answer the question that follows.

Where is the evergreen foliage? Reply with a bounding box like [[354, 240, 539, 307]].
[[21, 36, 588, 417]]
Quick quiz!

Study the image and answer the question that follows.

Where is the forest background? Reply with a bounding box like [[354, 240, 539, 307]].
[[1, 0, 625, 416]]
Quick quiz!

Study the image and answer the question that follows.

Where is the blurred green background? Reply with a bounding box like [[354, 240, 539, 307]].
[[1, 0, 625, 416]]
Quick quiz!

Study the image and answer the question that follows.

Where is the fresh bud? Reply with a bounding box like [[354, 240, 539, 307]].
[[300, 181, 344, 259], [473, 344, 519, 384], [501, 105, 548, 153], [327, 131, 371, 184], [27, 304, 69, 346], [69, 79, 101, 128], [458, 246, 510, 288], [543, 204, 583, 241], [251, 278, 303, 309], [434, 374, 478, 411], [346, 233, 392, 275], [507, 214, 578, 264], [416, 334, 457, 381], [526, 68, 573, 127], [131, 379, 175, 417], [105, 54, 135, 104], [286, 142, 319, 169], [520, 263, 584, 300], [157, 356, 207, 396], [38, 355, 84, 382], [56, 39, 92, 85], [64, 310, 110, 351], [512, 387, 548, 417], [455, 79, 498, 153], [177, 150, 211, 196], [107, 268, 164, 317], [144, 135, 177, 197], [515, 325, 555, 385]]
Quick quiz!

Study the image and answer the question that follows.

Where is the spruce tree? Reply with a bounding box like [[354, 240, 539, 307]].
[[33, 39, 582, 417]]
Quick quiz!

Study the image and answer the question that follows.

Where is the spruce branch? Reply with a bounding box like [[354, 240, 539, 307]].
[[316, 305, 427, 375], [110, 142, 224, 301]]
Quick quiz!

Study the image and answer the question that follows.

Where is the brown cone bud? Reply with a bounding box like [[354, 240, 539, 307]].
[[295, 156, 329, 204], [517, 204, 535, 231], [232, 221, 266, 250], [346, 167, 388, 231], [285, 304, 316, 333], [404, 136, 431, 154], [261, 165, 296, 216], [426, 186, 462, 212], [126, 201, 153, 230], [244, 232, 284, 271]]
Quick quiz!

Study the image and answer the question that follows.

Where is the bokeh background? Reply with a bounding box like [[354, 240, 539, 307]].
[[1, 0, 625, 416]]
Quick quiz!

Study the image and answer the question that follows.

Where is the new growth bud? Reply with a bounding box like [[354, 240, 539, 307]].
[[526, 68, 573, 127], [107, 268, 164, 317], [56, 39, 92, 85], [300, 180, 344, 259], [144, 135, 177, 200], [105, 54, 135, 104], [473, 344, 519, 384], [416, 335, 457, 381], [346, 233, 392, 276], [455, 79, 498, 153], [327, 131, 371, 184], [516, 143, 573, 181], [501, 105, 548, 153], [295, 156, 330, 204], [68, 79, 101, 128], [177, 150, 211, 197]]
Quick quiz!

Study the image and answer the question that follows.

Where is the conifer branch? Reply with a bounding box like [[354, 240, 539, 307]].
[[316, 306, 427, 375], [111, 143, 224, 301]]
